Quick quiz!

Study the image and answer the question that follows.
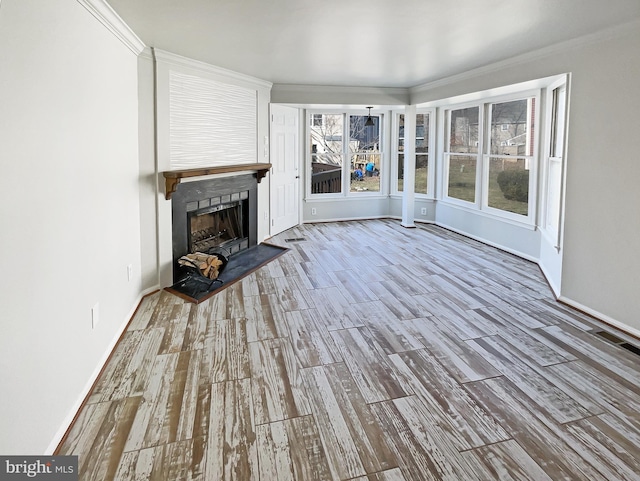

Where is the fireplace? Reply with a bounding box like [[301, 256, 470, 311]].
[[170, 173, 258, 282], [188, 197, 249, 255]]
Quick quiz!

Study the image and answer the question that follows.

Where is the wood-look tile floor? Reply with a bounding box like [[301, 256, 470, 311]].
[[59, 220, 640, 481]]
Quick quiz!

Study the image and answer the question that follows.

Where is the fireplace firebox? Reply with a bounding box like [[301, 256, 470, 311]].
[[170, 173, 258, 282], [188, 199, 248, 254]]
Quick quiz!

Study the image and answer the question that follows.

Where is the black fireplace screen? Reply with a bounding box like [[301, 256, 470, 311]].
[[188, 201, 244, 254]]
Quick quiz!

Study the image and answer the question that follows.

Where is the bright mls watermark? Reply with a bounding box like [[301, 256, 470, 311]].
[[0, 456, 77, 480]]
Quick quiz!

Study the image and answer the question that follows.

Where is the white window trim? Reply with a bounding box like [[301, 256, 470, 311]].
[[540, 76, 570, 251], [442, 101, 484, 207], [391, 108, 436, 199], [305, 109, 387, 200], [439, 90, 541, 225]]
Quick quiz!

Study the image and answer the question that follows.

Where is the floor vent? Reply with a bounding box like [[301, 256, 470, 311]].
[[285, 237, 307, 242], [594, 330, 640, 357], [620, 343, 640, 356], [594, 330, 624, 344]]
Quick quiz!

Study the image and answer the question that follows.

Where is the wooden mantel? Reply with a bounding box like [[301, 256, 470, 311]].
[[162, 163, 272, 200]]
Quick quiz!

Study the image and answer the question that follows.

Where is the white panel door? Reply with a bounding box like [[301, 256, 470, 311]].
[[270, 104, 300, 235]]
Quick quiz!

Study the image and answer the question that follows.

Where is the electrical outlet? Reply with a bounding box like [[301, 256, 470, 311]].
[[311, 208, 317, 215], [91, 303, 100, 329], [421, 207, 427, 215], [127, 264, 133, 281]]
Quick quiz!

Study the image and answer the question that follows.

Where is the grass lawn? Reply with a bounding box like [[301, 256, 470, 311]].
[[349, 161, 528, 216], [350, 174, 381, 192], [397, 167, 429, 194], [447, 157, 528, 215]]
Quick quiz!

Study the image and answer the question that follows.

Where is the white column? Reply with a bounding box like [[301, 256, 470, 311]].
[[401, 104, 416, 228]]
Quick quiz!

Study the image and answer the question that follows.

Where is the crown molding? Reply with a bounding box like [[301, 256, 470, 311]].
[[410, 18, 640, 97], [139, 46, 154, 61], [77, 0, 145, 55], [153, 49, 273, 91]]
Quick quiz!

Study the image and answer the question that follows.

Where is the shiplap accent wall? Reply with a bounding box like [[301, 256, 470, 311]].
[[168, 71, 257, 169], [154, 48, 272, 173]]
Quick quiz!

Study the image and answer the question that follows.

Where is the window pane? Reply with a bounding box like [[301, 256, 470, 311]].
[[310, 114, 343, 154], [449, 107, 479, 153], [416, 114, 429, 154], [552, 87, 566, 157], [398, 115, 405, 191], [311, 155, 342, 193], [447, 154, 476, 202], [351, 154, 380, 192], [488, 157, 529, 215], [350, 115, 380, 193], [490, 99, 534, 156], [400, 154, 429, 193], [350, 115, 380, 153], [414, 114, 429, 195], [415, 154, 428, 193], [310, 114, 343, 194]]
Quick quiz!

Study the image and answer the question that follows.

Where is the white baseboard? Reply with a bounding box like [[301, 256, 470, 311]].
[[303, 214, 389, 224], [436, 222, 539, 264], [45, 286, 159, 454], [558, 295, 640, 339]]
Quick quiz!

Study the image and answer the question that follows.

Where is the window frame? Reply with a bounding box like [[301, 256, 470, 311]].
[[441, 90, 541, 225], [443, 101, 484, 207], [481, 93, 540, 222], [392, 108, 436, 198], [306, 109, 386, 199], [540, 77, 569, 250]]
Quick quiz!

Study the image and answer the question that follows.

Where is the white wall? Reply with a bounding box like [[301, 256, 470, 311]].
[[0, 0, 143, 453], [137, 50, 159, 291]]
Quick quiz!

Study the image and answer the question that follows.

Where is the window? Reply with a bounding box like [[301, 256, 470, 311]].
[[308, 111, 383, 196], [311, 114, 323, 127], [443, 94, 539, 221], [397, 112, 431, 194], [309, 113, 343, 194], [543, 82, 567, 244], [350, 115, 381, 193], [486, 98, 535, 216], [445, 106, 480, 203]]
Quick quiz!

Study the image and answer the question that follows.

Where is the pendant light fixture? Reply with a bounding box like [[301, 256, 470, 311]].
[[365, 106, 375, 126]]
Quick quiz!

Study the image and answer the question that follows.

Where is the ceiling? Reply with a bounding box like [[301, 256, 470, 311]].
[[107, 0, 640, 88]]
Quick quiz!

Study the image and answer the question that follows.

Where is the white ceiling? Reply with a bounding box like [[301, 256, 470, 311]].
[[107, 0, 640, 88]]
